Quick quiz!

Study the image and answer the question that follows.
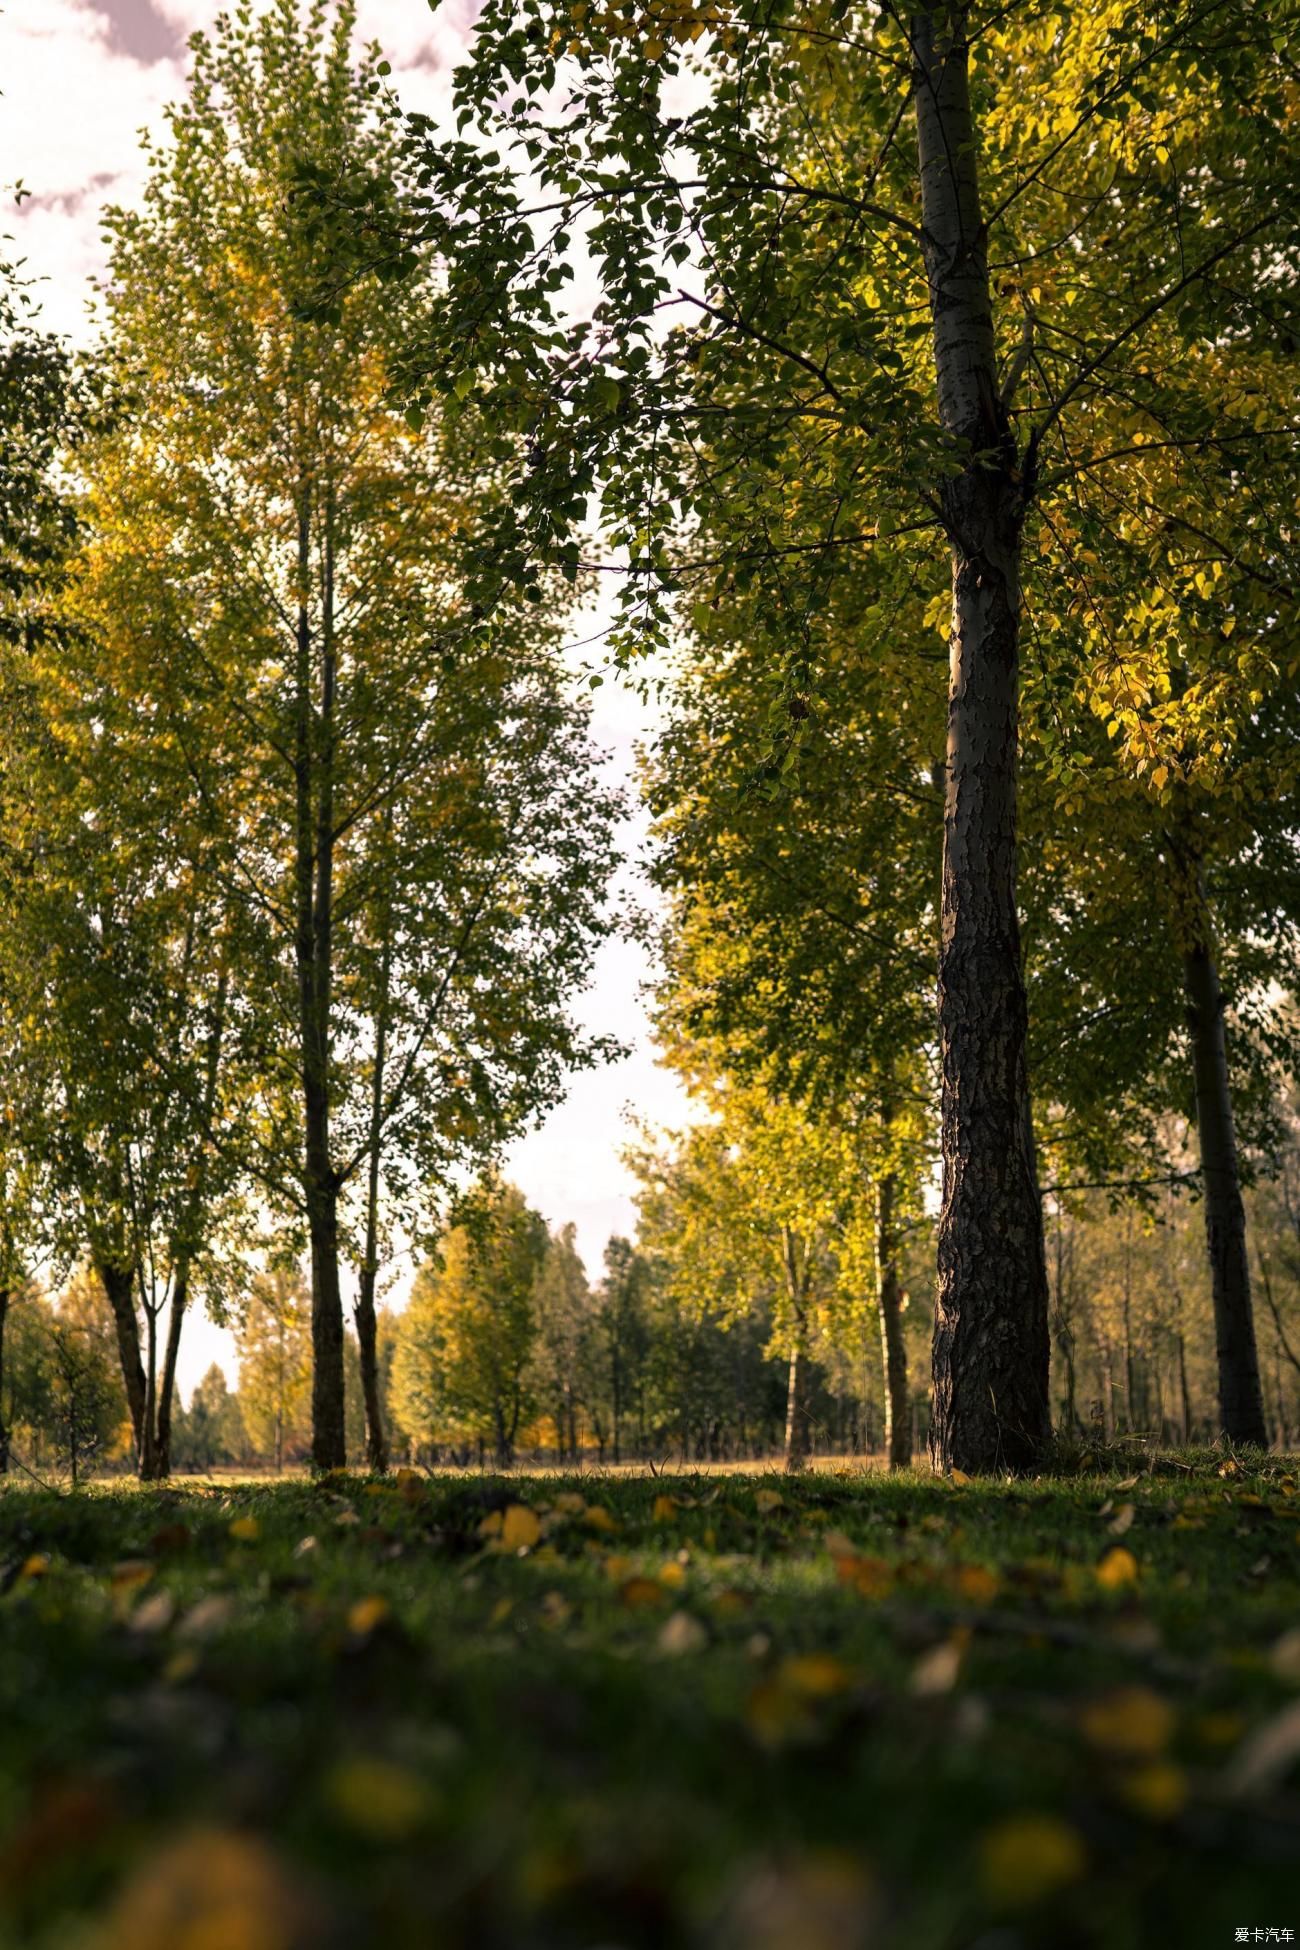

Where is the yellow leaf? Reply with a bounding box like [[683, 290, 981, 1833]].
[[910, 1638, 963, 1696], [228, 1517, 259, 1543], [129, 1591, 177, 1636], [619, 1576, 668, 1610], [325, 1758, 433, 1840], [780, 1654, 853, 1698], [952, 1564, 1000, 1605], [553, 1492, 586, 1515], [950, 1469, 972, 1486], [602, 1554, 634, 1583], [501, 1505, 541, 1551], [477, 1510, 504, 1538], [488, 1597, 514, 1628], [754, 1489, 784, 1515], [20, 1553, 50, 1579], [346, 1596, 391, 1638], [1080, 1687, 1175, 1759], [980, 1814, 1086, 1910], [584, 1505, 618, 1534], [1095, 1546, 1139, 1590], [103, 1827, 306, 1950], [658, 1561, 687, 1590], [1118, 1763, 1187, 1821], [652, 1495, 678, 1523], [834, 1553, 894, 1599]]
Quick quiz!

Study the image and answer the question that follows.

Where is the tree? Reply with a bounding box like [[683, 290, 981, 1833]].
[[172, 1363, 246, 1473], [529, 1222, 592, 1460], [71, 0, 620, 1473], [391, 1180, 547, 1465], [593, 1238, 653, 1464], [384, 0, 1300, 1470], [46, 1270, 130, 1485], [236, 1268, 313, 1472]]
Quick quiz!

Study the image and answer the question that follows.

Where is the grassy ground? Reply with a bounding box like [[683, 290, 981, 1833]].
[[1, 1456, 1298, 1949]]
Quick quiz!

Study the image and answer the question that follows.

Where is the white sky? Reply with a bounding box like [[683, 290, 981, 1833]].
[[1, 0, 691, 1397]]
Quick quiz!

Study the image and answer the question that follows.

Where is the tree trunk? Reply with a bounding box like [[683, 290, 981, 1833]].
[[875, 1172, 910, 1471], [98, 1256, 147, 1465], [294, 488, 345, 1472], [1181, 882, 1267, 1446], [355, 821, 393, 1474], [0, 1285, 9, 1474], [139, 1281, 163, 1481], [912, 4, 1050, 1475]]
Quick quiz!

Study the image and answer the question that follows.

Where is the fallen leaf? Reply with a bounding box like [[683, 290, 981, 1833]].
[[103, 1827, 311, 1950], [834, 1554, 894, 1599], [1095, 1546, 1138, 1590], [780, 1654, 853, 1698], [1115, 1475, 1140, 1491], [1223, 1698, 1300, 1798], [552, 1492, 586, 1515], [718, 1852, 877, 1950], [952, 1564, 999, 1605], [227, 1517, 259, 1543], [618, 1576, 668, 1609], [477, 1510, 503, 1539], [754, 1489, 784, 1515], [1108, 1503, 1136, 1537], [950, 1469, 972, 1487], [658, 1610, 708, 1655], [539, 1590, 572, 1627], [19, 1554, 49, 1580], [346, 1595, 391, 1638], [658, 1561, 687, 1590], [176, 1595, 234, 1641], [325, 1757, 433, 1840], [129, 1591, 177, 1636], [584, 1505, 618, 1534], [824, 1530, 857, 1558], [1080, 1687, 1175, 1759], [501, 1505, 541, 1551], [1117, 1762, 1187, 1821], [1269, 1626, 1300, 1685], [910, 1638, 963, 1696], [652, 1495, 678, 1523], [979, 1814, 1086, 1910]]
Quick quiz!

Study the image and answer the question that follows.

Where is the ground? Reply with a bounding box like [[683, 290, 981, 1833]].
[[1, 1456, 1297, 1949]]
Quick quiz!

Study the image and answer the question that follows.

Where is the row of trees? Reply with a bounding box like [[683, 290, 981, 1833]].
[[0, 5, 619, 1479], [379, 0, 1300, 1470]]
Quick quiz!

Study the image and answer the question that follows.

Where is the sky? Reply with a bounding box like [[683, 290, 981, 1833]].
[[1, 0, 692, 1396]]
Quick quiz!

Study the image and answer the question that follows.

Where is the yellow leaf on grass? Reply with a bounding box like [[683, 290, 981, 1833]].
[[835, 1554, 894, 1599], [754, 1489, 784, 1515], [1080, 1687, 1175, 1759], [951, 1469, 972, 1487], [347, 1595, 391, 1638], [129, 1591, 177, 1636], [488, 1597, 514, 1628], [228, 1517, 259, 1543], [553, 1492, 586, 1515], [477, 1510, 503, 1538], [652, 1495, 678, 1523], [1118, 1763, 1187, 1821], [103, 1827, 307, 1950], [952, 1564, 1000, 1605], [584, 1505, 618, 1534], [619, 1576, 668, 1609], [910, 1638, 964, 1696], [1096, 1546, 1138, 1590], [326, 1758, 433, 1840], [780, 1655, 853, 1698], [501, 1505, 541, 1551], [602, 1554, 634, 1582], [658, 1561, 687, 1590], [20, 1553, 50, 1579], [980, 1814, 1086, 1910]]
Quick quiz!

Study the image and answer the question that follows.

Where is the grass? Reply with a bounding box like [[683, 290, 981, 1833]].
[[1, 1456, 1297, 1948]]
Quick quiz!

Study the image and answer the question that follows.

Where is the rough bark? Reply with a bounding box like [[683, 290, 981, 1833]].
[[355, 869, 393, 1473], [781, 1226, 811, 1472], [0, 1285, 9, 1473], [1181, 883, 1267, 1446], [874, 1172, 911, 1470], [294, 488, 346, 1472], [98, 1257, 147, 1464], [912, 4, 1051, 1474]]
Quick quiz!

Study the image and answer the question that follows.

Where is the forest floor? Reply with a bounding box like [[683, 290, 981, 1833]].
[[1, 1456, 1297, 1950]]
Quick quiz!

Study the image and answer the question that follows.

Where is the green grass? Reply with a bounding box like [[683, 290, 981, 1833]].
[[1, 1457, 1297, 1948]]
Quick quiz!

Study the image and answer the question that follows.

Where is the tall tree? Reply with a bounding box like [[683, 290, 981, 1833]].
[[71, 0, 620, 1470]]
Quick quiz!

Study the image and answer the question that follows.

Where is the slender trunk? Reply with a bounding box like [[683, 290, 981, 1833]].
[[781, 1227, 811, 1473], [0, 1285, 9, 1473], [294, 487, 345, 1471], [98, 1256, 147, 1465], [912, 4, 1049, 1475], [1122, 1214, 1136, 1432], [355, 819, 393, 1474], [875, 1172, 910, 1470], [1180, 871, 1267, 1446], [139, 1283, 162, 1481]]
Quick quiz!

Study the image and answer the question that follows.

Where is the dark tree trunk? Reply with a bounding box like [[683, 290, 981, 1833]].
[[912, 5, 1050, 1475], [875, 1173, 911, 1470], [783, 1323, 810, 1473], [1182, 903, 1267, 1446], [294, 489, 345, 1473], [355, 824, 393, 1474], [0, 1285, 9, 1474], [98, 1257, 147, 1465]]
